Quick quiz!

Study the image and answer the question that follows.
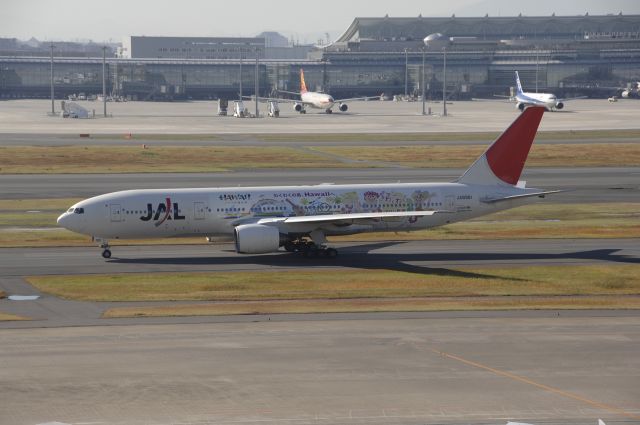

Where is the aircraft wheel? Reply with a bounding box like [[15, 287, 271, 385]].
[[324, 248, 338, 258], [284, 241, 296, 252], [102, 249, 112, 259], [325, 109, 332, 114], [303, 246, 319, 258]]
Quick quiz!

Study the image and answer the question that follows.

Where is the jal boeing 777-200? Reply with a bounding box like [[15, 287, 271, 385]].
[[58, 106, 558, 259], [249, 68, 378, 114]]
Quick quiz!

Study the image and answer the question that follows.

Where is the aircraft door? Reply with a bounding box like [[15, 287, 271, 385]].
[[194, 202, 206, 220], [445, 195, 456, 211], [110, 204, 122, 222]]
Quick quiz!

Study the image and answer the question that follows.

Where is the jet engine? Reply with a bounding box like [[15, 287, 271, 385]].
[[234, 224, 284, 254], [517, 102, 526, 111], [293, 102, 303, 112], [339, 103, 348, 112], [555, 102, 564, 110]]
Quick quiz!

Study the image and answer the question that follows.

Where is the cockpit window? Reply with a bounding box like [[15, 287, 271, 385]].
[[73, 208, 84, 214], [68, 208, 74, 212]]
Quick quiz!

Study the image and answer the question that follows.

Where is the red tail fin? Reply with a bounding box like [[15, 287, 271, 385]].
[[458, 106, 545, 186], [486, 106, 544, 185], [300, 68, 308, 94]]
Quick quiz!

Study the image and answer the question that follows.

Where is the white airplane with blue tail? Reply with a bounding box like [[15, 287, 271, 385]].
[[512, 71, 585, 112]]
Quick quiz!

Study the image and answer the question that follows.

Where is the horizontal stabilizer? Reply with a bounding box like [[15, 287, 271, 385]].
[[481, 190, 562, 204]]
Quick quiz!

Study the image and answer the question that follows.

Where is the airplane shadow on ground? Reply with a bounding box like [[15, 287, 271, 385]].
[[109, 242, 640, 280]]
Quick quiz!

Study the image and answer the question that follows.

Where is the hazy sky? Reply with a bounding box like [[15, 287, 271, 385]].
[[3, 0, 640, 44]]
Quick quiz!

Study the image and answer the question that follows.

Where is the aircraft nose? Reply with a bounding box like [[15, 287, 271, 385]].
[[57, 212, 69, 228]]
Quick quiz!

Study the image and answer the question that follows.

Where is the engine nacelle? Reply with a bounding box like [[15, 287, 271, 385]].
[[339, 102, 348, 112], [234, 224, 282, 254], [516, 102, 526, 111], [555, 102, 564, 110], [293, 102, 303, 112]]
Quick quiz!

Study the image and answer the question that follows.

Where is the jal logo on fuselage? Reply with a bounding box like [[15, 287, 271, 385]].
[[140, 197, 185, 227]]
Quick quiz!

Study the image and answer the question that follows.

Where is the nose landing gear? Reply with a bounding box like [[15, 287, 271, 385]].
[[94, 237, 112, 259]]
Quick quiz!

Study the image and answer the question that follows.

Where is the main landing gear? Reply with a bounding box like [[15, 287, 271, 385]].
[[283, 240, 338, 258], [283, 230, 338, 258]]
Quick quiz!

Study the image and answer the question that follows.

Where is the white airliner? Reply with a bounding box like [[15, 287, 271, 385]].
[[58, 107, 558, 259], [255, 69, 378, 114], [512, 71, 583, 111]]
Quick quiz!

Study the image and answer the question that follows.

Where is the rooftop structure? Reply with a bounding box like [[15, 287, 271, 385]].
[[117, 35, 313, 61], [119, 36, 266, 60], [335, 14, 640, 44]]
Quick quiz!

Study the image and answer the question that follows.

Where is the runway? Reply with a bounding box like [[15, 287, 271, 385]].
[[1, 238, 638, 330], [1, 167, 639, 202], [3, 238, 640, 278], [3, 132, 638, 147], [1, 98, 639, 134], [1, 313, 639, 425]]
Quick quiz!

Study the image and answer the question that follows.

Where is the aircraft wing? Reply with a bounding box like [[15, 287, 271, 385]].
[[559, 95, 588, 101], [230, 210, 449, 231], [266, 210, 446, 224], [473, 96, 513, 102], [481, 190, 562, 204], [275, 89, 302, 96], [242, 95, 281, 102], [242, 95, 310, 105], [333, 96, 380, 102]]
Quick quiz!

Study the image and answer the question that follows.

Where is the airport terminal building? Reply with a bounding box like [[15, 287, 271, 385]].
[[1, 14, 639, 100]]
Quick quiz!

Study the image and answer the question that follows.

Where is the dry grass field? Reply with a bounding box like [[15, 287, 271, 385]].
[[27, 264, 640, 302], [312, 143, 640, 168], [27, 265, 640, 317], [102, 295, 640, 318], [1, 142, 639, 173], [0, 145, 339, 173]]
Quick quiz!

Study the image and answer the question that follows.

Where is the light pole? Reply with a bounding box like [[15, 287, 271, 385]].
[[404, 48, 408, 98], [322, 57, 328, 92], [254, 47, 259, 117], [102, 46, 107, 117], [421, 48, 426, 115], [424, 33, 449, 117], [49, 43, 55, 115], [442, 46, 447, 117], [238, 51, 242, 102], [535, 47, 539, 93]]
